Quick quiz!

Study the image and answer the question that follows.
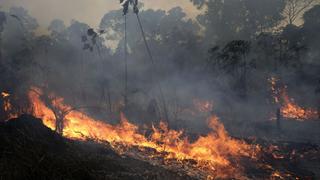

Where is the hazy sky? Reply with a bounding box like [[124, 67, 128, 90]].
[[1, 0, 201, 33]]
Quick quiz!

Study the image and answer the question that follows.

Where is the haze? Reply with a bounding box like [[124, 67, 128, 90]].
[[1, 0, 201, 33]]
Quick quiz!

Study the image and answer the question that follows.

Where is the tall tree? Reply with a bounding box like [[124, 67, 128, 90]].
[[208, 40, 251, 98], [193, 0, 285, 44], [283, 0, 318, 25]]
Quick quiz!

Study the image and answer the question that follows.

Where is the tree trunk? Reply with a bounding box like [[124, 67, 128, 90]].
[[276, 108, 281, 131]]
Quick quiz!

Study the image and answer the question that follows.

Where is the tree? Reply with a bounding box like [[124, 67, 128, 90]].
[[99, 7, 203, 122], [283, 0, 318, 25], [0, 11, 6, 68], [193, 0, 285, 44], [208, 40, 251, 98], [301, 5, 320, 65], [302, 4, 320, 34], [48, 19, 66, 36]]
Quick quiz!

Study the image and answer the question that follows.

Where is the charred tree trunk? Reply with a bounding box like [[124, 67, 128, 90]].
[[101, 82, 112, 114], [106, 85, 112, 114], [41, 89, 66, 135], [276, 107, 282, 131], [0, 98, 6, 121], [54, 113, 65, 135]]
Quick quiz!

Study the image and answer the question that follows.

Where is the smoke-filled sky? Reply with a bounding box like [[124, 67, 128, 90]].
[[1, 0, 201, 33]]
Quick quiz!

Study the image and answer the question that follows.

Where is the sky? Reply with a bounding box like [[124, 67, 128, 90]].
[[1, 0, 201, 33]]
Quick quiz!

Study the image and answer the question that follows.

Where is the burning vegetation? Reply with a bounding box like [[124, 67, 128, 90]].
[[0, 86, 318, 179], [270, 77, 319, 121], [2, 91, 11, 112], [28, 87, 260, 179], [281, 92, 318, 121], [18, 87, 318, 179], [1, 91, 18, 120]]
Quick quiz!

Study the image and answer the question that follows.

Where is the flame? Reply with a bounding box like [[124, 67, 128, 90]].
[[1, 91, 18, 119], [271, 171, 285, 179], [1, 91, 11, 111], [281, 91, 318, 121], [28, 87, 259, 179], [269, 77, 318, 121], [269, 77, 280, 103], [270, 170, 295, 180], [1, 92, 10, 98], [3, 99, 12, 112]]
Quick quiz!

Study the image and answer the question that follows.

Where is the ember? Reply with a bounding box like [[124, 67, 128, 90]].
[[1, 91, 10, 98], [3, 98, 12, 112], [1, 91, 11, 111], [1, 91, 18, 119]]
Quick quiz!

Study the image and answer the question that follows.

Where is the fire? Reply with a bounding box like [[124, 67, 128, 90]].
[[270, 170, 295, 180], [281, 91, 318, 121], [269, 77, 319, 121], [269, 77, 280, 103], [1, 91, 18, 119], [1, 91, 10, 98], [1, 91, 11, 111], [270, 171, 285, 179], [28, 87, 259, 179], [3, 99, 12, 112]]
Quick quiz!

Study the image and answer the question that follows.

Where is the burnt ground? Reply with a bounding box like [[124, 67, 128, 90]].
[[243, 138, 320, 180], [0, 115, 193, 180], [1, 115, 320, 180]]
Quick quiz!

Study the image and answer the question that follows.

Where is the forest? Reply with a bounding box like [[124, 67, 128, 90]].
[[0, 0, 320, 179]]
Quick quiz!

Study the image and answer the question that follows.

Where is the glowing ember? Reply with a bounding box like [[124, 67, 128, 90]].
[[1, 91, 11, 112], [3, 99, 12, 112], [1, 92, 10, 98], [270, 170, 295, 180], [269, 77, 280, 103], [269, 77, 319, 121], [28, 87, 259, 179], [1, 91, 18, 119]]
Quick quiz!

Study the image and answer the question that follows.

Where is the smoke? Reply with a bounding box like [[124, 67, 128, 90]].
[[1, 2, 320, 145]]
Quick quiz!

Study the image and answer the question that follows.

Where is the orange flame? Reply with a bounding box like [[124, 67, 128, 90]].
[[1, 92, 10, 98], [269, 77, 319, 121], [1, 91, 11, 111], [28, 87, 259, 178], [3, 99, 12, 112], [1, 91, 18, 119], [269, 77, 280, 103], [281, 91, 318, 121]]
